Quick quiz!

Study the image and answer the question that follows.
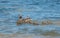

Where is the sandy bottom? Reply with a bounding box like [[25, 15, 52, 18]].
[[0, 33, 60, 38]]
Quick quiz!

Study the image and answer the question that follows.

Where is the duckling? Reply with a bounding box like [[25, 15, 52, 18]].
[[31, 22, 39, 25], [24, 16, 32, 23], [41, 20, 52, 25]]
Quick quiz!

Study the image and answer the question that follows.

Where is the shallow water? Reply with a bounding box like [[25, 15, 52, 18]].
[[0, 0, 60, 37]]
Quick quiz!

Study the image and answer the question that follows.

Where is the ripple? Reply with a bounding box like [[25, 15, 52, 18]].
[[0, 0, 60, 36], [0, 1, 10, 3]]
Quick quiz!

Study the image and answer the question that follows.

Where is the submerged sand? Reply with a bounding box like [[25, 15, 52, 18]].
[[0, 33, 60, 38]]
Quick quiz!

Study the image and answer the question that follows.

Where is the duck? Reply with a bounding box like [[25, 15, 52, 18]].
[[16, 15, 24, 25], [24, 16, 32, 23], [16, 16, 39, 25], [41, 20, 53, 25]]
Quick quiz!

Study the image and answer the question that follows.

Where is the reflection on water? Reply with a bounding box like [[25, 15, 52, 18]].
[[0, 0, 60, 36]]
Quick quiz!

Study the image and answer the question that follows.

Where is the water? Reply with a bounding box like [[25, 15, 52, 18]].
[[0, 0, 60, 36]]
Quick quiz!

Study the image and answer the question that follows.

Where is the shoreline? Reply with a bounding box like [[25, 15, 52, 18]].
[[0, 33, 60, 38]]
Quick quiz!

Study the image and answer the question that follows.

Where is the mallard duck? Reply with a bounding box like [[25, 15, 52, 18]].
[[16, 19, 24, 25], [16, 16, 39, 25]]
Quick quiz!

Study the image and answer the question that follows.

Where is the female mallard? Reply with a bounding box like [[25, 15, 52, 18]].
[[16, 16, 39, 25]]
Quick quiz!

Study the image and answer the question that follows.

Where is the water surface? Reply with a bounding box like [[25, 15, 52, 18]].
[[0, 0, 60, 37]]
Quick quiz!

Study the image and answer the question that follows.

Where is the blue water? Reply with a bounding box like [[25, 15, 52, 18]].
[[0, 0, 60, 35]]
